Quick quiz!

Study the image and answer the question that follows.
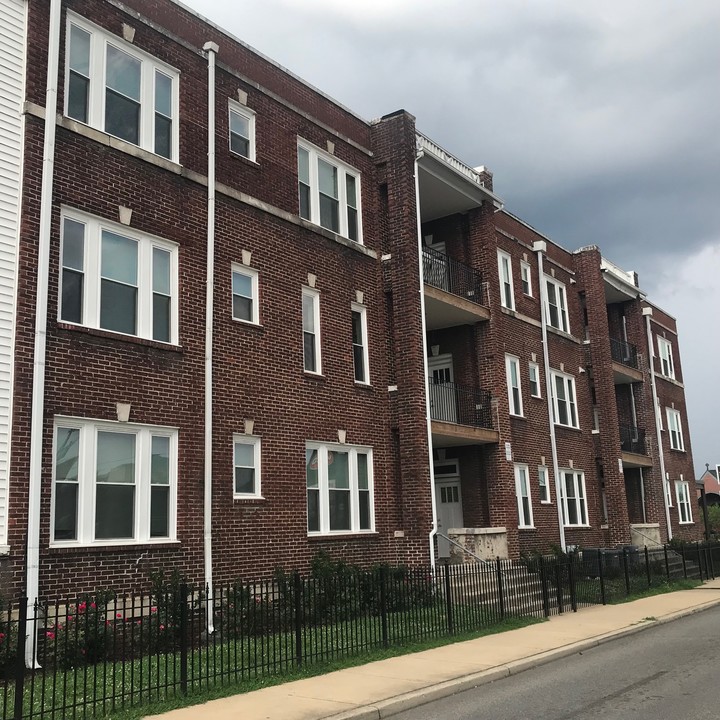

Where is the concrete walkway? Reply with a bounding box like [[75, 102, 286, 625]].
[[146, 579, 720, 720]]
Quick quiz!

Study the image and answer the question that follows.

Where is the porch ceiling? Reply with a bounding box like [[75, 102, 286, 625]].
[[424, 286, 490, 330]]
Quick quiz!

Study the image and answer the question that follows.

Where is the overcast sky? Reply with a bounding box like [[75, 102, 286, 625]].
[[182, 0, 720, 476]]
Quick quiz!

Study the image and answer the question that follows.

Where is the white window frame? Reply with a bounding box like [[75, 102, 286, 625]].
[[51, 417, 178, 547], [231, 264, 260, 325], [675, 481, 692, 524], [666, 408, 685, 451], [559, 469, 588, 527], [64, 13, 180, 161], [544, 276, 570, 333], [59, 208, 179, 344], [520, 261, 532, 296], [497, 250, 515, 310], [233, 435, 261, 499], [351, 302, 370, 385], [514, 463, 534, 528], [528, 362, 541, 398], [306, 443, 374, 535], [551, 370, 579, 429], [302, 287, 321, 374], [538, 465, 551, 504], [657, 337, 675, 379], [228, 100, 256, 162], [505, 355, 524, 417], [297, 139, 362, 243]]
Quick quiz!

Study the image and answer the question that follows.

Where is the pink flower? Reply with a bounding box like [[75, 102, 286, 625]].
[[67, 615, 73, 622], [151, 607, 157, 614], [116, 612, 122, 619], [46, 631, 55, 640], [78, 602, 86, 614], [90, 602, 96, 609], [159, 624, 165, 631], [105, 620, 111, 627], [0, 632, 6, 642]]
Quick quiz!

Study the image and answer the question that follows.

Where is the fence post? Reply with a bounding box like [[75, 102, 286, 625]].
[[293, 572, 303, 667], [496, 557, 505, 621], [554, 561, 564, 614], [599, 552, 606, 605], [622, 548, 630, 596], [13, 598, 28, 720], [644, 547, 651, 588], [178, 584, 188, 696], [664, 545, 670, 581], [568, 557, 577, 612], [443, 563, 455, 634], [681, 545, 687, 579], [379, 566, 388, 648], [539, 558, 550, 618]]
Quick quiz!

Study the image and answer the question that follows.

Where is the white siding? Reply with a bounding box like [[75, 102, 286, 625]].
[[0, 0, 26, 547]]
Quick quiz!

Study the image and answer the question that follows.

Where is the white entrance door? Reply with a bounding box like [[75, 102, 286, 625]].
[[429, 355, 457, 423], [436, 479, 463, 557]]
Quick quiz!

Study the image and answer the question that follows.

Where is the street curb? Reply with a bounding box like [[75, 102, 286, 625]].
[[324, 597, 720, 720]]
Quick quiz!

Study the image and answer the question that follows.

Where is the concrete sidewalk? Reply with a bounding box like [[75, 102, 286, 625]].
[[146, 579, 720, 720]]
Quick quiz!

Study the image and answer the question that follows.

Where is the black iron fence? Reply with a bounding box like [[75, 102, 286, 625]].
[[429, 382, 494, 429], [610, 337, 639, 368], [422, 246, 485, 306], [619, 424, 647, 455], [1, 542, 717, 719]]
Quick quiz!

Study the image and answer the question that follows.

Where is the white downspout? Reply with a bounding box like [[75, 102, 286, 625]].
[[414, 155, 438, 569], [203, 41, 218, 633], [25, 0, 62, 669], [534, 242, 566, 551], [644, 308, 672, 540]]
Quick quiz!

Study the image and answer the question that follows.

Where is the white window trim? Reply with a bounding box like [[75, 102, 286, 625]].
[[514, 463, 534, 528], [665, 476, 673, 507], [666, 408, 685, 451], [64, 12, 180, 162], [351, 302, 370, 385], [497, 250, 515, 310], [306, 442, 374, 535], [559, 468, 589, 527], [297, 139, 362, 243], [505, 355, 524, 417], [59, 207, 179, 344], [529, 362, 541, 398], [228, 99, 256, 162], [538, 465, 551, 504], [658, 337, 675, 379], [550, 370, 579, 429], [51, 417, 178, 547], [520, 261, 533, 296], [231, 264, 260, 325], [302, 287, 322, 374], [233, 435, 262, 499], [675, 481, 693, 524], [544, 276, 570, 334]]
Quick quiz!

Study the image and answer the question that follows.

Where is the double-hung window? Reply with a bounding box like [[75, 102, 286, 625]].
[[560, 469, 588, 527], [298, 140, 361, 242], [658, 337, 675, 379], [52, 418, 177, 545], [60, 211, 178, 343], [528, 362, 541, 398], [520, 261, 532, 296], [551, 370, 579, 428], [505, 355, 523, 416], [232, 265, 259, 324], [233, 436, 261, 498], [302, 287, 321, 373], [675, 481, 692, 524], [538, 466, 551, 503], [544, 277, 570, 333], [666, 408, 684, 450], [65, 14, 179, 161], [306, 443, 373, 534], [514, 464, 533, 528], [228, 100, 256, 161], [351, 303, 369, 384], [497, 251, 515, 310]]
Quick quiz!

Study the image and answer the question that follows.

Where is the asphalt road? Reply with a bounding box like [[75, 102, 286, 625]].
[[393, 605, 720, 720]]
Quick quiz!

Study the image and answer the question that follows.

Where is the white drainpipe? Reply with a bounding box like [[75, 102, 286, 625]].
[[25, 0, 62, 669], [414, 153, 438, 569], [203, 41, 218, 633], [644, 307, 672, 540], [534, 242, 566, 552]]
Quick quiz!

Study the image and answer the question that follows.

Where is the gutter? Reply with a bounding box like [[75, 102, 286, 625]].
[[25, 0, 62, 668]]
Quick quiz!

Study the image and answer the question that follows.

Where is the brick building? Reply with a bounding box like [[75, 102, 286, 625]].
[[0, 0, 700, 602]]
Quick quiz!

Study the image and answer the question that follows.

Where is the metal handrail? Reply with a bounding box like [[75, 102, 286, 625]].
[[610, 337, 639, 369], [429, 381, 493, 429], [422, 246, 485, 306], [436, 532, 495, 570], [619, 424, 647, 454]]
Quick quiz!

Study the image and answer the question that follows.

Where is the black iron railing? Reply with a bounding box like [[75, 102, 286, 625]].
[[429, 382, 493, 429], [610, 337, 638, 368], [620, 424, 647, 455], [422, 246, 485, 306]]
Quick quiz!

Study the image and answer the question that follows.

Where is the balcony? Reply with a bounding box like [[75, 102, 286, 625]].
[[422, 247, 490, 330], [610, 338, 643, 384], [620, 424, 652, 468], [429, 382, 498, 446]]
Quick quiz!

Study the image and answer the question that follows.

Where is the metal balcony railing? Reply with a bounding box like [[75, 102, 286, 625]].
[[422, 247, 485, 306], [620, 424, 647, 455], [610, 337, 639, 368], [429, 382, 493, 430]]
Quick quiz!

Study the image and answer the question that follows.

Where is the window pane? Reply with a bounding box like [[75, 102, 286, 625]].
[[101, 279, 137, 334], [230, 133, 250, 157], [298, 147, 309, 184], [63, 218, 85, 270], [319, 194, 339, 232], [306, 449, 318, 488], [153, 247, 171, 294], [69, 25, 91, 74], [351, 311, 362, 344], [304, 332, 316, 371], [153, 293, 170, 342], [101, 231, 137, 285], [329, 489, 350, 531], [318, 159, 337, 198], [105, 90, 140, 145], [61, 269, 83, 323], [359, 490, 370, 530], [54, 483, 78, 541], [235, 467, 255, 494], [327, 451, 349, 489], [233, 295, 252, 321], [96, 431, 136, 484], [155, 114, 172, 159], [154, 71, 172, 116], [302, 294, 315, 333], [106, 45, 141, 100], [68, 73, 89, 123], [232, 272, 252, 298], [234, 442, 254, 467], [299, 184, 311, 220], [357, 453, 368, 490], [56, 427, 80, 481], [95, 485, 135, 539], [151, 436, 170, 485], [307, 488, 319, 532], [347, 207, 358, 241], [150, 485, 169, 537], [353, 345, 365, 382], [346, 175, 357, 207], [230, 111, 249, 139]]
